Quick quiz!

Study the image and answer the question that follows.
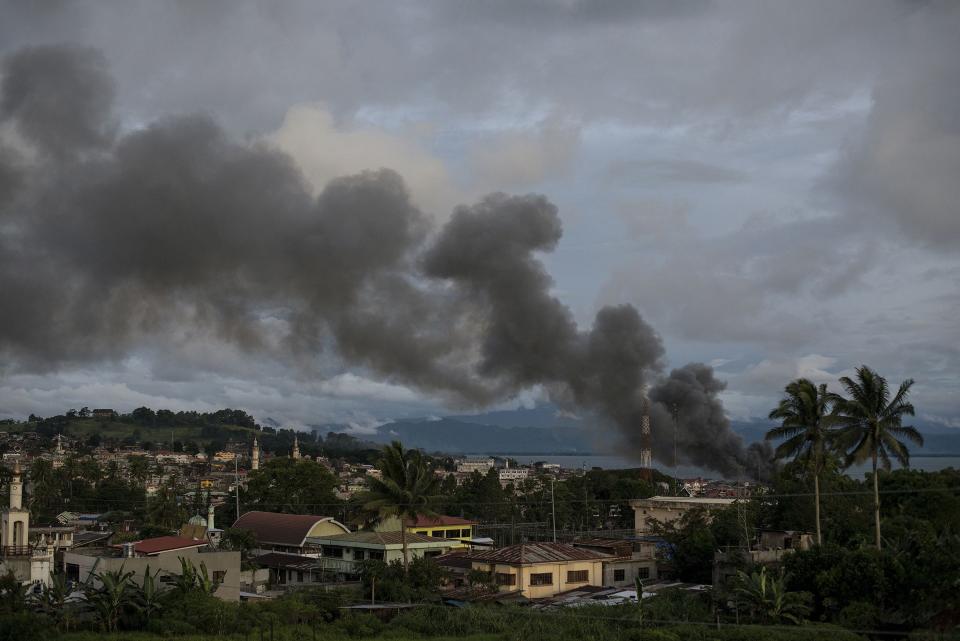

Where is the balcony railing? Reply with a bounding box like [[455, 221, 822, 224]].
[[0, 545, 33, 557]]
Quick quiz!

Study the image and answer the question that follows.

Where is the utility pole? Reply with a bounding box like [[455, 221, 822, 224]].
[[235, 455, 240, 522], [550, 478, 557, 543], [671, 403, 680, 496]]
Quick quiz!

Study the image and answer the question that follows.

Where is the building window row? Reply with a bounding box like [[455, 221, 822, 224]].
[[567, 570, 589, 583], [530, 572, 553, 586], [495, 572, 517, 586]]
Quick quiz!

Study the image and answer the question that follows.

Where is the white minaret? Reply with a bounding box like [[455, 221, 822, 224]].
[[251, 436, 260, 471], [2, 460, 29, 549], [207, 503, 215, 530], [55, 433, 64, 455], [292, 434, 301, 460]]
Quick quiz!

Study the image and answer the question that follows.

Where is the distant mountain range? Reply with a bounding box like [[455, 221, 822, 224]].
[[312, 406, 960, 456]]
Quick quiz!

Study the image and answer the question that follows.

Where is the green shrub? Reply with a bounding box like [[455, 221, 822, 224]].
[[334, 612, 385, 638], [0, 612, 51, 641]]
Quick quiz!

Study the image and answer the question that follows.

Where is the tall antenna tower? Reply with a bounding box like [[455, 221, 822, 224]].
[[640, 396, 652, 483]]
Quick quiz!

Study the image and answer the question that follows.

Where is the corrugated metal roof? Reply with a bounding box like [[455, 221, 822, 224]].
[[252, 552, 325, 571], [312, 531, 453, 546], [133, 536, 207, 555], [232, 511, 347, 546], [450, 542, 610, 565], [405, 514, 477, 528]]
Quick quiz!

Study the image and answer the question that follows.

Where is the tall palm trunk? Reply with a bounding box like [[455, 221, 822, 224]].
[[872, 450, 881, 550], [813, 472, 822, 545], [401, 524, 409, 572]]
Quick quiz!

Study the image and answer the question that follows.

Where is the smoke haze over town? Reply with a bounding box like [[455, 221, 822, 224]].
[[1, 1, 959, 476]]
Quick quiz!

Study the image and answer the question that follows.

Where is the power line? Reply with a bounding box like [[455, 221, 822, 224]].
[[21, 483, 960, 511]]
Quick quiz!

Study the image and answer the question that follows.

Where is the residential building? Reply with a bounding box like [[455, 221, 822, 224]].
[[251, 552, 349, 588], [303, 530, 457, 578], [456, 458, 494, 474], [571, 538, 658, 587], [498, 466, 530, 484], [375, 514, 478, 549], [64, 536, 241, 601], [231, 511, 350, 555], [630, 496, 736, 534], [712, 529, 815, 587], [439, 542, 610, 599]]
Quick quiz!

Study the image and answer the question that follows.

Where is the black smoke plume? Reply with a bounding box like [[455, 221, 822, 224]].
[[0, 45, 771, 479]]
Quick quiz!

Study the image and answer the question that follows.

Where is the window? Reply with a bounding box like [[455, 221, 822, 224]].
[[530, 572, 553, 586], [297, 571, 304, 583], [369, 551, 384, 561], [424, 550, 441, 558], [432, 530, 443, 537], [354, 550, 365, 560], [496, 573, 516, 586], [212, 570, 226, 584], [323, 546, 343, 558], [461, 529, 471, 537], [613, 569, 625, 582], [567, 570, 589, 583], [638, 567, 650, 579], [446, 529, 461, 538]]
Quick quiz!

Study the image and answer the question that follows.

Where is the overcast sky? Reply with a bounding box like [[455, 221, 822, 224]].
[[0, 0, 958, 433]]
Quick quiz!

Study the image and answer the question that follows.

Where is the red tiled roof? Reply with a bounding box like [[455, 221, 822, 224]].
[[232, 511, 347, 546], [404, 514, 477, 528], [133, 536, 207, 555], [450, 542, 610, 565]]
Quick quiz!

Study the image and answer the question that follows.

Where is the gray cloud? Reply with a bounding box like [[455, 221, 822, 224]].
[[1, 45, 114, 157], [0, 45, 769, 476], [606, 159, 747, 185], [830, 5, 960, 249]]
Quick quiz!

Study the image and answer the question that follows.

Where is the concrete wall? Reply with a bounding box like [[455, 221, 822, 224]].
[[631, 498, 735, 534], [473, 560, 604, 599], [64, 547, 241, 601], [602, 558, 657, 587]]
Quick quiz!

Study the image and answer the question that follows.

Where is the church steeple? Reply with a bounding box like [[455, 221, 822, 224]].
[[292, 434, 301, 460]]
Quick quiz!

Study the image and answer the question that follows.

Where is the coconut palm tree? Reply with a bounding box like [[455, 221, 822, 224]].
[[828, 365, 923, 549], [766, 378, 834, 545], [359, 441, 441, 573]]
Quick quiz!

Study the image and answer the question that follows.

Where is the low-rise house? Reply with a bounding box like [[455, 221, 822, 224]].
[[712, 529, 815, 587], [250, 552, 348, 588], [304, 530, 457, 578], [630, 496, 736, 534], [231, 511, 350, 555], [456, 458, 494, 475], [571, 538, 658, 587], [376, 514, 478, 549], [64, 536, 241, 601], [439, 542, 611, 599]]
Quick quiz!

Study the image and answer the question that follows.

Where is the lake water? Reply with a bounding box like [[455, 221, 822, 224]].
[[499, 453, 960, 480]]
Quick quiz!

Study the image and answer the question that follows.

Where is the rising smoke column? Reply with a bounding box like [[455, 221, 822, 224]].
[[0, 44, 772, 478]]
